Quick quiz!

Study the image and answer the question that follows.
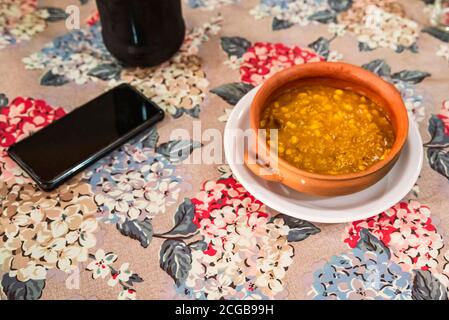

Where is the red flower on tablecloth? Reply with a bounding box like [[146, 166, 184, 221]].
[[0, 96, 65, 180], [86, 11, 100, 26], [215, 37, 334, 121], [438, 114, 449, 136], [343, 201, 444, 272], [0, 97, 66, 149], [438, 100, 449, 135], [424, 99, 449, 180], [183, 176, 296, 299], [240, 42, 323, 86], [191, 177, 269, 251]]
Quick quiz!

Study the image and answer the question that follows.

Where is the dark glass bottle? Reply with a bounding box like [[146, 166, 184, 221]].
[[96, 0, 185, 67]]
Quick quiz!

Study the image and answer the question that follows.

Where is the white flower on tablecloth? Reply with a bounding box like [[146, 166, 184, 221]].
[[249, 0, 419, 53], [86, 249, 118, 279], [223, 55, 242, 70], [393, 80, 425, 122], [88, 144, 183, 223], [180, 177, 295, 300], [350, 5, 419, 51], [185, 0, 239, 11], [250, 0, 328, 26], [327, 50, 344, 62], [145, 161, 175, 186], [85, 250, 143, 299], [203, 273, 236, 300], [437, 44, 449, 62], [0, 179, 98, 282], [107, 263, 133, 287], [328, 23, 347, 36], [65, 217, 98, 248], [0, 0, 50, 49], [44, 204, 84, 238], [22, 15, 222, 117], [94, 180, 142, 221], [118, 289, 137, 300], [218, 108, 233, 122], [144, 181, 180, 215], [343, 201, 444, 272]]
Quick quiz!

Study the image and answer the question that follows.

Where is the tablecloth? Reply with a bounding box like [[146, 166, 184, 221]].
[[1, 0, 449, 300]]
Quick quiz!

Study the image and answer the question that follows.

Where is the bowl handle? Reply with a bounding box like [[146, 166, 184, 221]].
[[244, 151, 283, 182]]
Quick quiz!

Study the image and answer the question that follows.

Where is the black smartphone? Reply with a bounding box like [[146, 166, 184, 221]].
[[7, 83, 164, 191]]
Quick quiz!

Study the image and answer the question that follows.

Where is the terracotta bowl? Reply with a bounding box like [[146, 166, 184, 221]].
[[244, 61, 409, 196]]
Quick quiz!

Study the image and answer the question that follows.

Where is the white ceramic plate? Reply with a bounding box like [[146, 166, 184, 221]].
[[224, 87, 423, 223]]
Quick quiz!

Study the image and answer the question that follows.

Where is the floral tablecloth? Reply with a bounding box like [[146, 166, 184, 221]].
[[1, 0, 449, 300]]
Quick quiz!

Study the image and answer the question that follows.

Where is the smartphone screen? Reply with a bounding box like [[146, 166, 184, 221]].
[[8, 84, 164, 190]]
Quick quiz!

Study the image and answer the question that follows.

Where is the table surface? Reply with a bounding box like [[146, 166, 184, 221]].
[[1, 0, 449, 300]]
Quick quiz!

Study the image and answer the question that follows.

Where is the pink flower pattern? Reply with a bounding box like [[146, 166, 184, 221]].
[[240, 42, 323, 86], [343, 201, 444, 272], [191, 177, 270, 253], [185, 177, 295, 299], [0, 97, 66, 181], [438, 100, 449, 135]]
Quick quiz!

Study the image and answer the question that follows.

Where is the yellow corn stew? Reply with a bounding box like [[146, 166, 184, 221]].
[[260, 85, 395, 175]]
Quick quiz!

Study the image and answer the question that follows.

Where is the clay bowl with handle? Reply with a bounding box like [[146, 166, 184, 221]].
[[244, 61, 409, 196]]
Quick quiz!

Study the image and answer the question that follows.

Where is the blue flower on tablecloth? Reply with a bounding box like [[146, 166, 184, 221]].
[[378, 265, 413, 300], [42, 23, 110, 60], [393, 80, 425, 122], [169, 178, 317, 300], [260, 0, 295, 8], [23, 22, 120, 85], [250, 0, 420, 53], [22, 17, 222, 117], [85, 140, 182, 224], [310, 247, 413, 300], [361, 60, 430, 123], [186, 0, 239, 10], [250, 0, 328, 26]]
